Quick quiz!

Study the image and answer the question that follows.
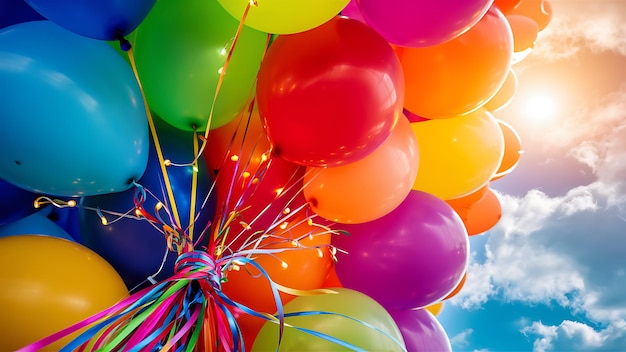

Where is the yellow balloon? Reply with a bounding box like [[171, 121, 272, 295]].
[[217, 0, 350, 34], [411, 109, 504, 200], [0, 235, 129, 351], [425, 302, 444, 316]]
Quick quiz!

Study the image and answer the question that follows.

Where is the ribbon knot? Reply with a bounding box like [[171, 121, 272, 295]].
[[174, 250, 223, 290]]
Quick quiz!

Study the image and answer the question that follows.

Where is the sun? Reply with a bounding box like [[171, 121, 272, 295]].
[[523, 93, 558, 122]]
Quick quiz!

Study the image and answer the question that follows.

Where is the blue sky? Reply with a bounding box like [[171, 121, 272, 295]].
[[437, 1, 626, 351]]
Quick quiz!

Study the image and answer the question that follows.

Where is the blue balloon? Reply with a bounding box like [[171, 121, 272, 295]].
[[0, 0, 44, 29], [0, 207, 75, 241], [79, 118, 217, 290], [0, 21, 149, 197], [23, 0, 156, 40], [0, 178, 39, 226]]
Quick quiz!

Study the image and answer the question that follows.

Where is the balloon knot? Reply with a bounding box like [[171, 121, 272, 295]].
[[114, 33, 132, 52]]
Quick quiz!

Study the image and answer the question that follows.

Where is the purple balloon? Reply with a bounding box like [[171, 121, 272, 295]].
[[333, 190, 469, 310], [357, 0, 494, 47], [389, 308, 452, 352]]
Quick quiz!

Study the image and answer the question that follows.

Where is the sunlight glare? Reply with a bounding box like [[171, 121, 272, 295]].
[[523, 93, 558, 122]]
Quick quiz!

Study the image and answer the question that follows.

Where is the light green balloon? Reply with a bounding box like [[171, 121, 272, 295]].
[[252, 288, 406, 351], [133, 0, 267, 131]]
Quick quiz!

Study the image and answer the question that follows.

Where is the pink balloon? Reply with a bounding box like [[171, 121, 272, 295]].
[[333, 190, 469, 310], [341, 0, 366, 23], [357, 0, 495, 47]]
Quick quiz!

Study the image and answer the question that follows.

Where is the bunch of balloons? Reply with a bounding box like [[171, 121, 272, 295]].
[[0, 0, 551, 350]]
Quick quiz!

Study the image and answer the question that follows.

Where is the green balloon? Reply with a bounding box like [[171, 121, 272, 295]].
[[133, 0, 267, 131], [252, 288, 407, 351]]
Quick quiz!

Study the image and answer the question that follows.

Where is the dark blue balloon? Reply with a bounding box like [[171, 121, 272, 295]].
[[79, 118, 217, 290], [0, 0, 44, 29], [0, 178, 39, 226], [23, 0, 156, 40]]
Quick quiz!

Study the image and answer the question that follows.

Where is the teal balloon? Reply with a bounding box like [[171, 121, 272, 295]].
[[0, 21, 149, 197], [0, 207, 75, 242]]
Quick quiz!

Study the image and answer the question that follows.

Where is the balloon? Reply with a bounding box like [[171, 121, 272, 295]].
[[341, 0, 366, 23], [133, 0, 267, 132], [203, 105, 269, 173], [303, 115, 419, 224], [508, 0, 552, 31], [0, 0, 44, 29], [492, 119, 523, 180], [389, 308, 452, 352], [0, 207, 74, 241], [221, 212, 334, 316], [334, 190, 469, 310], [356, 0, 494, 47], [80, 117, 217, 289], [494, 0, 523, 13], [507, 14, 540, 52], [252, 288, 406, 351], [213, 152, 306, 244], [411, 109, 505, 200], [23, 0, 155, 40], [0, 178, 39, 226], [217, 0, 350, 34], [400, 7, 513, 118], [256, 16, 404, 167], [0, 235, 129, 351], [484, 68, 518, 112], [443, 272, 467, 300], [403, 108, 430, 123], [425, 302, 444, 317], [449, 187, 503, 235], [0, 21, 149, 197]]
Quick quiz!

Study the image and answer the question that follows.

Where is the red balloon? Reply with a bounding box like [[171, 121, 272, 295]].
[[256, 16, 404, 167], [494, 0, 523, 13]]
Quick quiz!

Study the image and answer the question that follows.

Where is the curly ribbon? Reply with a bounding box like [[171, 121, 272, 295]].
[[15, 244, 407, 352]]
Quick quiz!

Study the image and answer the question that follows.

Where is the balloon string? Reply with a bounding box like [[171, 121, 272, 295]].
[[188, 128, 200, 240], [126, 47, 182, 229], [196, 0, 253, 159]]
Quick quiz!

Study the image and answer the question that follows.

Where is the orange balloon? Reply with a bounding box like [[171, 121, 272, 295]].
[[303, 115, 419, 224], [400, 7, 513, 118], [221, 213, 334, 315], [448, 188, 502, 236], [443, 272, 467, 300], [492, 119, 523, 181], [484, 69, 518, 112], [508, 0, 553, 31], [0, 235, 129, 351], [507, 14, 539, 52], [446, 184, 490, 211]]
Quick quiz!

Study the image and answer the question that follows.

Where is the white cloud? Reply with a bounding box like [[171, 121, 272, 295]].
[[532, 1, 626, 60], [450, 328, 473, 348], [521, 320, 626, 352]]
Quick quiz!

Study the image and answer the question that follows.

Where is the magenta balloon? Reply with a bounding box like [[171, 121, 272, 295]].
[[357, 0, 494, 47], [333, 190, 469, 310], [341, 0, 366, 23], [389, 309, 452, 352]]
